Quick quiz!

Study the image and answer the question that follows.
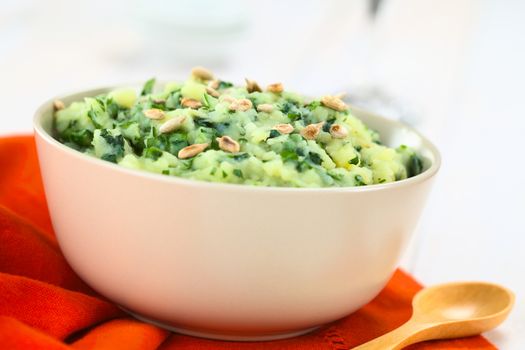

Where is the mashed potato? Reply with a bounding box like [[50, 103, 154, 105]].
[[54, 68, 423, 187]]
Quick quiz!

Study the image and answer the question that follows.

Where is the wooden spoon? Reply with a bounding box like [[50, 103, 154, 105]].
[[353, 281, 514, 350]]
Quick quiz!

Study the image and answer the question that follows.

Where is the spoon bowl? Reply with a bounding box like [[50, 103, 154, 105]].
[[412, 282, 514, 327], [354, 281, 514, 350]]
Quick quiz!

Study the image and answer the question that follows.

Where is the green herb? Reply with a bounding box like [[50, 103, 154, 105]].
[[329, 172, 344, 181], [141, 78, 156, 96], [348, 155, 360, 165], [69, 129, 93, 147], [193, 126, 216, 145], [354, 174, 365, 186], [87, 109, 103, 128], [202, 93, 211, 109], [370, 129, 381, 144], [210, 167, 217, 175], [165, 92, 181, 110], [94, 96, 105, 109], [119, 120, 139, 134], [281, 101, 302, 121], [280, 149, 298, 162], [233, 169, 244, 178], [222, 170, 227, 178], [94, 96, 120, 119], [106, 99, 120, 119], [100, 130, 125, 157], [378, 178, 386, 183], [214, 122, 229, 135], [181, 159, 193, 170], [296, 160, 311, 172], [60, 127, 94, 148], [407, 154, 423, 177], [296, 147, 305, 157], [307, 152, 322, 166], [144, 147, 163, 161], [267, 129, 280, 139], [145, 132, 188, 156], [218, 81, 234, 89], [289, 134, 302, 142], [323, 116, 336, 132], [305, 100, 321, 111], [247, 96, 257, 109], [193, 118, 215, 128], [150, 99, 166, 110], [149, 125, 158, 138], [101, 154, 118, 163], [143, 136, 155, 149], [232, 153, 250, 161], [162, 169, 170, 175], [167, 133, 188, 154]]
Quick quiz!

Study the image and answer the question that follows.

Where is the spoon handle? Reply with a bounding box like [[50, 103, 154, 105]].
[[352, 319, 429, 350]]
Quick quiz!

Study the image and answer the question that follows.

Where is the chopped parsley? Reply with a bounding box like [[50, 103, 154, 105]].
[[280, 101, 303, 121], [165, 92, 181, 110], [141, 78, 156, 96], [307, 152, 322, 166], [348, 155, 360, 165], [305, 100, 321, 111], [218, 81, 234, 89], [407, 154, 424, 177], [354, 174, 366, 186], [202, 93, 212, 109], [99, 129, 125, 162], [231, 153, 250, 161], [280, 149, 298, 162], [106, 98, 120, 119], [267, 129, 280, 139], [87, 109, 103, 129], [233, 169, 244, 178], [144, 147, 163, 161]]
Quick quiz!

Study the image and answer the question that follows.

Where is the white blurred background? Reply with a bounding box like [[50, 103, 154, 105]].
[[1, 0, 524, 348]]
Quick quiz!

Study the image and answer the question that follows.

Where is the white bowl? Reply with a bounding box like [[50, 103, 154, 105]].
[[34, 85, 440, 341]]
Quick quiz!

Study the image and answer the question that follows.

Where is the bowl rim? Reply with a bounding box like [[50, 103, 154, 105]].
[[33, 84, 441, 193]]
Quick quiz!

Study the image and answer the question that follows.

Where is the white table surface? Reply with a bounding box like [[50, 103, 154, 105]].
[[1, 0, 523, 348]]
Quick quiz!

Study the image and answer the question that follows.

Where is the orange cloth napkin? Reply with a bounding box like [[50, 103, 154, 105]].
[[0, 135, 496, 350]]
